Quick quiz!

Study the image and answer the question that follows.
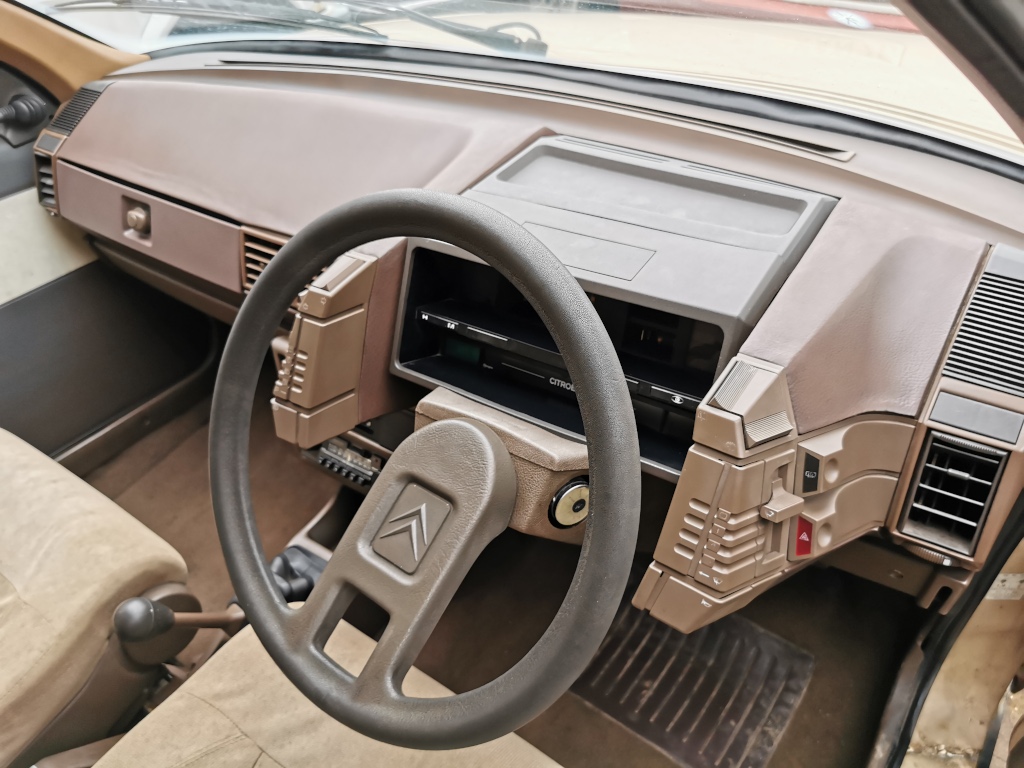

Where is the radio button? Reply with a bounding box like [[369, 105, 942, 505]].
[[418, 311, 461, 333], [463, 325, 509, 348], [649, 385, 697, 409]]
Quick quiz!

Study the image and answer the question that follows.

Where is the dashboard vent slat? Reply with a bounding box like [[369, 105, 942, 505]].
[[48, 82, 110, 136], [241, 227, 337, 315], [241, 228, 329, 315], [241, 229, 287, 295], [244, 240, 281, 258], [944, 270, 1024, 397], [900, 432, 1007, 556], [34, 153, 56, 211]]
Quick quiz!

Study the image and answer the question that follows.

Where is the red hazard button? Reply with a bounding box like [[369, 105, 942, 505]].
[[795, 516, 813, 558]]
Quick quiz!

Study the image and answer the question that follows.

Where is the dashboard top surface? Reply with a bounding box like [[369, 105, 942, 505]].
[[58, 51, 1024, 247], [41, 51, 1024, 488]]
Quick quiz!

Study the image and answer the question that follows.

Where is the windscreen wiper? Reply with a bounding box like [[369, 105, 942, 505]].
[[51, 0, 387, 39], [53, 0, 546, 54], [334, 0, 548, 55]]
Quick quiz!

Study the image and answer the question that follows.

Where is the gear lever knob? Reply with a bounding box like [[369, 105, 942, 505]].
[[114, 597, 176, 642]]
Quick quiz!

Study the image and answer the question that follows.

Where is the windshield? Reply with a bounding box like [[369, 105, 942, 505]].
[[13, 0, 1024, 160]]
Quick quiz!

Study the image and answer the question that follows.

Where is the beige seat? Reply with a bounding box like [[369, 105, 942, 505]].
[[95, 622, 562, 768], [0, 429, 187, 767]]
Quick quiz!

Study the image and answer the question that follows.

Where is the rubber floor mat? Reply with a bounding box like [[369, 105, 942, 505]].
[[571, 595, 814, 768]]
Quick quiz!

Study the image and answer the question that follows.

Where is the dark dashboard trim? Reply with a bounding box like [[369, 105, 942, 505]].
[[146, 39, 1024, 185], [88, 235, 242, 308]]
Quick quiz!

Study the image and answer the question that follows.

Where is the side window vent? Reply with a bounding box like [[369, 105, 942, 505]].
[[943, 271, 1024, 397], [900, 432, 1007, 556], [35, 153, 56, 211], [48, 82, 110, 136]]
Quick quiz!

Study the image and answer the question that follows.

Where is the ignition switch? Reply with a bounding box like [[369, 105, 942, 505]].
[[549, 477, 590, 529]]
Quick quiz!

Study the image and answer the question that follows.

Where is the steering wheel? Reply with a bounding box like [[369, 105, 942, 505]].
[[209, 189, 641, 749]]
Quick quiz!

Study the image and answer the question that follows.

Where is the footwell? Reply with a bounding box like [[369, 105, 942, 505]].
[[571, 595, 814, 768]]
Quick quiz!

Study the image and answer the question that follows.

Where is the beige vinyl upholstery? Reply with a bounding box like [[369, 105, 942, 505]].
[[0, 429, 187, 764], [95, 623, 562, 768]]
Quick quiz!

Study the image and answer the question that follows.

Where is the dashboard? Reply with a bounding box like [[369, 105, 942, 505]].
[[30, 50, 1024, 636]]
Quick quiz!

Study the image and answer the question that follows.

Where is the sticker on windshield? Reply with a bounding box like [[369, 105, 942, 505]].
[[827, 9, 873, 30]]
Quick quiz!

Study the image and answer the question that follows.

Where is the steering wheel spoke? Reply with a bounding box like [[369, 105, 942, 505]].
[[291, 567, 356, 651], [299, 419, 517, 698], [350, 616, 428, 702]]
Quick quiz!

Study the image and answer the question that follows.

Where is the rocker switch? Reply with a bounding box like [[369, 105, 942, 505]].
[[793, 517, 814, 559], [802, 454, 821, 494]]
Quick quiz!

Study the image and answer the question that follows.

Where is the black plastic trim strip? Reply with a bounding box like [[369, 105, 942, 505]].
[[147, 39, 1024, 184], [883, 488, 1024, 768]]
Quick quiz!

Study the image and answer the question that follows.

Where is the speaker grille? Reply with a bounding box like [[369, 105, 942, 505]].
[[944, 271, 1024, 398], [48, 82, 110, 136]]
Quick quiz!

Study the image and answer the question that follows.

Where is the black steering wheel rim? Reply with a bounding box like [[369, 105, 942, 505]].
[[210, 189, 641, 749]]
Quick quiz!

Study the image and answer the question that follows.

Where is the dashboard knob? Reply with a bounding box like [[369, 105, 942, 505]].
[[125, 205, 150, 234], [549, 478, 590, 529]]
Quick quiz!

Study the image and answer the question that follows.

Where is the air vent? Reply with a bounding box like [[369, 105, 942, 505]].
[[242, 228, 287, 294], [34, 153, 56, 211], [944, 270, 1024, 398], [900, 432, 1007, 556], [241, 227, 334, 315], [48, 82, 110, 136]]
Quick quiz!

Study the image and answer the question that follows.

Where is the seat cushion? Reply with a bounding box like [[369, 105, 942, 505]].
[[96, 622, 561, 768], [0, 429, 187, 764]]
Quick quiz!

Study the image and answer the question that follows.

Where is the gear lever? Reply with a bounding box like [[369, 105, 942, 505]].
[[114, 598, 246, 643]]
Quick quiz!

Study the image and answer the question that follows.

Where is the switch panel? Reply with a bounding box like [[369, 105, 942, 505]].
[[274, 307, 367, 409], [636, 356, 915, 635], [790, 474, 898, 559], [650, 442, 796, 602], [796, 420, 914, 495], [272, 251, 379, 449]]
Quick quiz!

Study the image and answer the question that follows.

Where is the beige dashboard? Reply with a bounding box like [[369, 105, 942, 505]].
[[30, 51, 1024, 638]]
